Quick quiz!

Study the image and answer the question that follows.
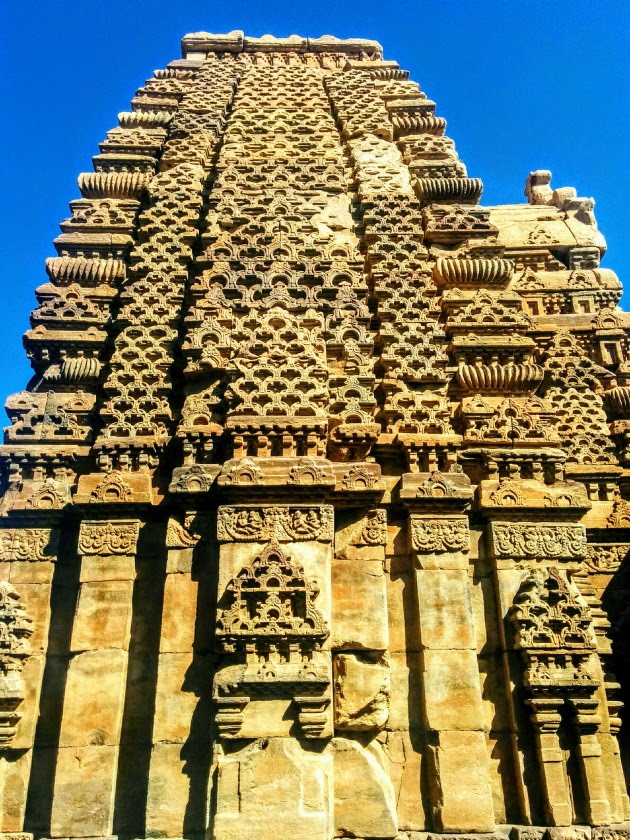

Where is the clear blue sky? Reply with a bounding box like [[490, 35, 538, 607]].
[[0, 0, 628, 403]]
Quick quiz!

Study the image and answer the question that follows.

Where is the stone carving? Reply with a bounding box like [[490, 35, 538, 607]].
[[0, 582, 33, 747], [509, 567, 596, 688], [220, 459, 261, 485], [607, 499, 630, 528], [288, 459, 327, 485], [0, 529, 59, 561], [217, 505, 334, 542], [89, 471, 134, 503], [341, 463, 378, 490], [166, 512, 211, 548], [491, 524, 587, 559], [214, 542, 330, 739], [216, 542, 328, 649], [78, 520, 140, 555], [357, 509, 387, 546], [585, 544, 629, 573], [410, 517, 469, 553]]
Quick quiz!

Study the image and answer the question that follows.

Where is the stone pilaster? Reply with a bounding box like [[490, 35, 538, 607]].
[[0, 526, 58, 836], [145, 512, 213, 838], [48, 518, 138, 838], [402, 471, 496, 832]]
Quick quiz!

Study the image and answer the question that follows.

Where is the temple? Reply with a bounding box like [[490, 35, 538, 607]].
[[0, 29, 628, 840]]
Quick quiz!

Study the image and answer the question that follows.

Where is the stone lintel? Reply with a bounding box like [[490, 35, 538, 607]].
[[181, 31, 383, 59]]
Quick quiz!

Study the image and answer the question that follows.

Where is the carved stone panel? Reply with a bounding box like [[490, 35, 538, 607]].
[[490, 522, 587, 561], [78, 520, 140, 555], [217, 505, 334, 542], [0, 528, 59, 561], [410, 516, 469, 553]]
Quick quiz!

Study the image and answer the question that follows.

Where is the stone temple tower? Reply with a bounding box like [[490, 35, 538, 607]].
[[0, 28, 628, 840]]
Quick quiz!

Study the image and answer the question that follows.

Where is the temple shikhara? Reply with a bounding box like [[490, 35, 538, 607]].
[[1, 28, 629, 840]]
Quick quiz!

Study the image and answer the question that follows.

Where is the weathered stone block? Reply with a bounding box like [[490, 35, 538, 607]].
[[331, 553, 388, 650], [333, 736, 398, 838], [50, 745, 119, 837], [152, 652, 204, 743], [78, 553, 135, 582], [388, 650, 423, 730], [0, 751, 32, 832], [333, 652, 389, 730], [427, 730, 495, 832], [213, 738, 332, 840], [415, 569, 476, 650], [70, 579, 133, 651], [470, 570, 502, 656], [386, 565, 420, 653], [59, 649, 127, 747], [487, 731, 523, 824], [165, 546, 195, 574], [160, 573, 199, 653], [8, 560, 55, 585], [146, 741, 212, 839], [387, 728, 427, 831], [422, 649, 485, 731]]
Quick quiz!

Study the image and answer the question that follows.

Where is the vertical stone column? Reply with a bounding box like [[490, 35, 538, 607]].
[[49, 518, 138, 838], [492, 510, 614, 827], [527, 698, 573, 826], [401, 472, 495, 833], [571, 697, 613, 825], [579, 541, 630, 822], [331, 508, 397, 839], [145, 511, 213, 838], [0, 526, 59, 837]]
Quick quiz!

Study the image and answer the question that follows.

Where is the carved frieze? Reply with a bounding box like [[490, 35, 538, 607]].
[[490, 523, 587, 560], [217, 505, 334, 542], [410, 516, 469, 553], [78, 520, 140, 555], [585, 544, 629, 573], [0, 528, 59, 561]]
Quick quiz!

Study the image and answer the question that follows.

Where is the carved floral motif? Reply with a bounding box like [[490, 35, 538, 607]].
[[357, 509, 387, 546]]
